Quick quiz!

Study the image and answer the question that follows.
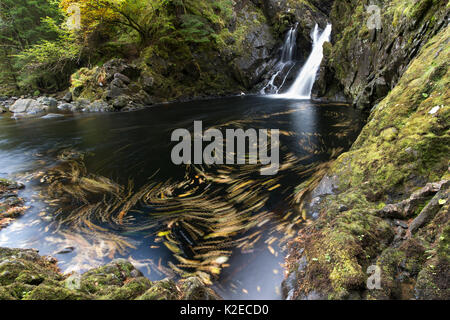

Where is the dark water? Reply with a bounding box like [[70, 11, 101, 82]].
[[0, 96, 364, 299]]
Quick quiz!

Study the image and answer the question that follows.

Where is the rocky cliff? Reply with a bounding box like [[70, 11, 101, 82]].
[[313, 0, 448, 109], [283, 21, 449, 300]]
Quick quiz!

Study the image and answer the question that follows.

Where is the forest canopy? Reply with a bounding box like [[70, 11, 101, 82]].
[[0, 0, 236, 95]]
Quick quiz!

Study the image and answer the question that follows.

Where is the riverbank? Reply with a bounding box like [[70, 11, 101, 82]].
[[283, 25, 449, 300], [0, 247, 220, 300], [0, 92, 245, 118]]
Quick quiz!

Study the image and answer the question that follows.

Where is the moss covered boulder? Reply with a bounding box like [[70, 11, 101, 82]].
[[0, 248, 221, 300]]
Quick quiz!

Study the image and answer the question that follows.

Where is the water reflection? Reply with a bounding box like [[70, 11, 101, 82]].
[[0, 96, 364, 299]]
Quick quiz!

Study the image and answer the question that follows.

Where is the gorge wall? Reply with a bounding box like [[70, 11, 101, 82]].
[[312, 0, 449, 109], [282, 1, 449, 300]]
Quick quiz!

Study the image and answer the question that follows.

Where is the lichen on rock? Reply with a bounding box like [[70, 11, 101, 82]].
[[0, 247, 220, 300], [284, 22, 449, 300]]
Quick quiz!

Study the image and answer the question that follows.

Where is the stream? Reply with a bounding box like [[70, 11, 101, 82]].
[[0, 96, 364, 299]]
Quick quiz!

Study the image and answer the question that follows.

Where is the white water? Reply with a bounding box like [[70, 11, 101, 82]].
[[260, 23, 298, 94], [276, 23, 332, 99]]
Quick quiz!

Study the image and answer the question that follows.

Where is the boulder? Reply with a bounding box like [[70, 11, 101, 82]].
[[114, 73, 131, 84], [180, 277, 220, 300], [139, 74, 154, 93], [57, 103, 79, 112], [105, 85, 126, 100], [103, 59, 141, 82], [36, 97, 58, 110], [62, 91, 73, 103], [86, 100, 114, 112], [136, 90, 154, 106], [9, 98, 51, 115], [112, 96, 131, 109], [110, 78, 127, 89]]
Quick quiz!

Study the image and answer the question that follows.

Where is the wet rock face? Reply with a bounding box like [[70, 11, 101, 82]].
[[0, 248, 221, 300], [228, 1, 277, 89], [233, 23, 275, 88], [314, 0, 449, 109]]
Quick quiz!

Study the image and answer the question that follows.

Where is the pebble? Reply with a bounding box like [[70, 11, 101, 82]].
[[394, 220, 408, 229], [428, 106, 440, 115]]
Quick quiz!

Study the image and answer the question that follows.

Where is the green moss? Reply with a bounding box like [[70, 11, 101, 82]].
[[408, 0, 433, 21], [136, 279, 179, 300], [99, 277, 152, 300], [0, 287, 14, 300], [79, 260, 133, 295], [24, 285, 90, 300], [287, 24, 449, 300], [0, 248, 216, 300]]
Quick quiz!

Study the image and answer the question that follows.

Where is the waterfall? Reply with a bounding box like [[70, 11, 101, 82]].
[[279, 24, 332, 99], [260, 23, 299, 94]]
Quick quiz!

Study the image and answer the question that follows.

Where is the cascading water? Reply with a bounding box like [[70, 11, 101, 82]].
[[279, 23, 332, 99], [260, 23, 299, 94]]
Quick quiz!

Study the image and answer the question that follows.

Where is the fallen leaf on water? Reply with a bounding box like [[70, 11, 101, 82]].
[[163, 241, 181, 254], [268, 184, 281, 191]]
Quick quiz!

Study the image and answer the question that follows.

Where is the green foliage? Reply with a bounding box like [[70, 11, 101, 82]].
[[15, 16, 82, 91], [0, 0, 65, 93], [0, 0, 257, 94], [0, 0, 63, 49], [179, 14, 213, 43]]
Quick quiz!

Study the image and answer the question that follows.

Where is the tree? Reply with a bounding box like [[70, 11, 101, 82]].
[[16, 17, 82, 91], [60, 0, 174, 45], [0, 0, 62, 49], [0, 0, 63, 92]]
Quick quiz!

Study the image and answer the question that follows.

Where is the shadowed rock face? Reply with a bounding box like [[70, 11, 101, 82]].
[[312, 0, 449, 109], [0, 247, 221, 300]]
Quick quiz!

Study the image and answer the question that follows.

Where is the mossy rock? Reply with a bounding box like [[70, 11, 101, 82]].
[[180, 277, 221, 300], [136, 279, 179, 300], [99, 277, 152, 300], [23, 285, 91, 300], [79, 259, 142, 295], [0, 248, 221, 300]]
